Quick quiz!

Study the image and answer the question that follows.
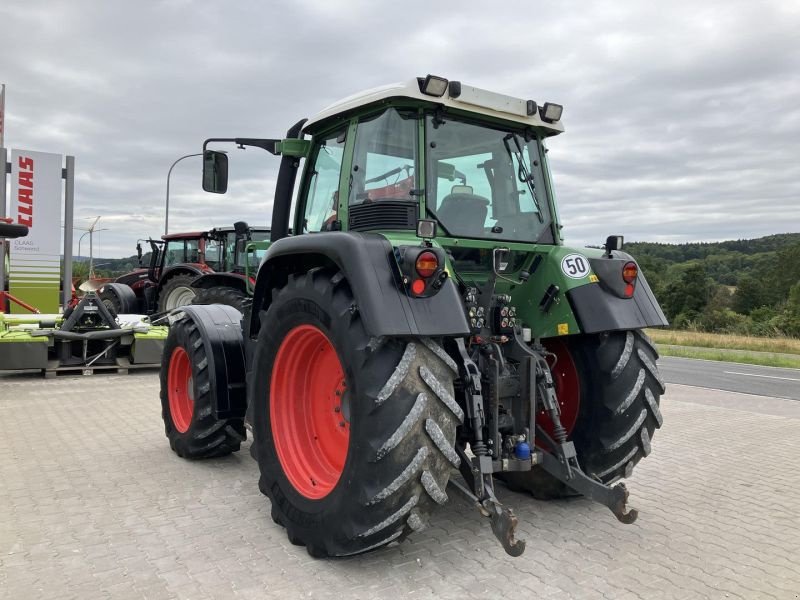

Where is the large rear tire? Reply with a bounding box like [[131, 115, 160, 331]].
[[192, 286, 248, 314], [502, 329, 665, 498], [252, 267, 462, 557], [159, 313, 246, 458], [158, 274, 197, 312]]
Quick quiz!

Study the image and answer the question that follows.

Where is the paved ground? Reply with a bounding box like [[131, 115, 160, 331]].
[[1, 372, 799, 600], [659, 356, 800, 400]]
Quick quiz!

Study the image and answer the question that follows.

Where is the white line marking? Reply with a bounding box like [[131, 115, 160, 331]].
[[723, 371, 800, 382]]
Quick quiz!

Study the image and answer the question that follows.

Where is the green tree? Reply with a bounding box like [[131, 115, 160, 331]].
[[660, 262, 713, 322], [732, 275, 765, 315]]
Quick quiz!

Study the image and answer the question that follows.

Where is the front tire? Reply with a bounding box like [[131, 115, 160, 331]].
[[502, 330, 665, 497], [252, 268, 462, 557], [99, 283, 137, 314], [159, 313, 246, 458]]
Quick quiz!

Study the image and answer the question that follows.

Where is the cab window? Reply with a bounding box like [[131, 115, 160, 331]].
[[349, 108, 417, 204], [303, 132, 345, 232]]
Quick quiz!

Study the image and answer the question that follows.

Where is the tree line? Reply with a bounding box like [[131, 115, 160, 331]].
[[628, 233, 800, 338]]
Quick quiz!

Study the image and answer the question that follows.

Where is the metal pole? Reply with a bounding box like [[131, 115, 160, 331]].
[[0, 147, 7, 295], [0, 83, 5, 149], [62, 155, 74, 306], [165, 153, 202, 235], [89, 229, 93, 280]]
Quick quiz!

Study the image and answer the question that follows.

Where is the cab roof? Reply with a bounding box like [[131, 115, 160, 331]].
[[303, 76, 565, 136]]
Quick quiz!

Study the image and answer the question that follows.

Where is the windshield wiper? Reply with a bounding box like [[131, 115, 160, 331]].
[[503, 133, 544, 223]]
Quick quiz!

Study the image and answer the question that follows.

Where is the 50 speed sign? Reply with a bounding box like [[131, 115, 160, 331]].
[[560, 253, 590, 279]]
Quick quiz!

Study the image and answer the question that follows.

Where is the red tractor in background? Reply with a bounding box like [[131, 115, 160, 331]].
[[100, 222, 269, 315]]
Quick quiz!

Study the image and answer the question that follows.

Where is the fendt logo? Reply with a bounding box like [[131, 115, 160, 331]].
[[16, 156, 34, 227]]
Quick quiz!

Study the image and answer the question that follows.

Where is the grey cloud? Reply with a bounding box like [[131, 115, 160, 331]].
[[1, 0, 798, 257]]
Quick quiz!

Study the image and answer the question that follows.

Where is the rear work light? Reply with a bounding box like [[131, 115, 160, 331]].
[[415, 251, 439, 278]]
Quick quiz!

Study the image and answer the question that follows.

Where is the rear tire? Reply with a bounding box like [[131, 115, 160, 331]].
[[501, 329, 665, 498], [192, 286, 248, 314], [158, 274, 197, 312], [159, 313, 246, 458], [252, 267, 462, 557]]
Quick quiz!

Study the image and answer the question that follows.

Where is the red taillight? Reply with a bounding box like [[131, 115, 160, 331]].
[[622, 261, 638, 284], [411, 279, 426, 295], [415, 251, 439, 278]]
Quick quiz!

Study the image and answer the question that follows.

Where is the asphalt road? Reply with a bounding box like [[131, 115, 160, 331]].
[[659, 355, 800, 401]]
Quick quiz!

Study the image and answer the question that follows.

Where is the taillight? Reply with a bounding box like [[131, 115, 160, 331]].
[[411, 279, 426, 295], [415, 251, 439, 278], [622, 261, 638, 284]]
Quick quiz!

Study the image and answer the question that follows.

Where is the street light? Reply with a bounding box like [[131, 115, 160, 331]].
[[165, 151, 227, 234], [165, 153, 202, 235]]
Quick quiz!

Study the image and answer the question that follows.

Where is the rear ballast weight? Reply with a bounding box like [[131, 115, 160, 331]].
[[159, 74, 667, 558]]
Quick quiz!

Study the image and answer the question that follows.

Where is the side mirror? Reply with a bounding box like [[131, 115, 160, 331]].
[[203, 150, 228, 194]]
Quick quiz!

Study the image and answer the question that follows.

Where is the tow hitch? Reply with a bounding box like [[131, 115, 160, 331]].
[[450, 336, 638, 557]]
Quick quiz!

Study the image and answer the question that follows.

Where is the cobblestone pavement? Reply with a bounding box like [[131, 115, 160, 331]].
[[1, 372, 799, 600]]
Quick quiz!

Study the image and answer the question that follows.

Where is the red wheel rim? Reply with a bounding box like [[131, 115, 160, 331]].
[[537, 339, 580, 446], [168, 346, 194, 433], [270, 324, 349, 500]]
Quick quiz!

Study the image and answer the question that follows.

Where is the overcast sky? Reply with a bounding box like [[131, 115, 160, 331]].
[[1, 0, 798, 257]]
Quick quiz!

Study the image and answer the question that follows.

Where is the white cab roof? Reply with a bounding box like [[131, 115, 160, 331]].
[[303, 78, 565, 135]]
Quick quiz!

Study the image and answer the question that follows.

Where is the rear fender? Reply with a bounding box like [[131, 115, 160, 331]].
[[250, 231, 470, 339], [568, 252, 668, 333]]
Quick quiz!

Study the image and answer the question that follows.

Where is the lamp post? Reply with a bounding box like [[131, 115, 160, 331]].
[[165, 153, 203, 235]]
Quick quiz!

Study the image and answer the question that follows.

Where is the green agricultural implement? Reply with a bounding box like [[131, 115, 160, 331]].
[[0, 222, 168, 376], [160, 75, 668, 557]]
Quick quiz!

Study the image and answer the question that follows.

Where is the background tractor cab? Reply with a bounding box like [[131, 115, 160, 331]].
[[101, 223, 269, 315]]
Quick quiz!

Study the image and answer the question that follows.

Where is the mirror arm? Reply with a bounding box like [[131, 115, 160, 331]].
[[203, 137, 282, 155]]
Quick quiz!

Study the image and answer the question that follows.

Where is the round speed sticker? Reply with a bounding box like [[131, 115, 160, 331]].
[[561, 253, 590, 279]]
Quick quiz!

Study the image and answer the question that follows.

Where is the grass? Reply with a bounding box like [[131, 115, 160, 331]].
[[645, 328, 800, 356], [654, 344, 800, 369]]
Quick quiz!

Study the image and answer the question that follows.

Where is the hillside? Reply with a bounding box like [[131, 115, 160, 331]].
[[627, 233, 800, 337]]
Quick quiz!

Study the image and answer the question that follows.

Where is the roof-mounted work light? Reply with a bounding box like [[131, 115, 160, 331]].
[[420, 74, 449, 97], [539, 102, 563, 123]]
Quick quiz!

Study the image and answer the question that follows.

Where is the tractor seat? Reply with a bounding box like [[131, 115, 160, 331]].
[[436, 193, 489, 236]]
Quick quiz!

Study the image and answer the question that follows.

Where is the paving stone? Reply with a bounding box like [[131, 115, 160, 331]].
[[1, 373, 799, 599]]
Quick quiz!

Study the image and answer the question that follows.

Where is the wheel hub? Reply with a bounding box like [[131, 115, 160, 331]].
[[168, 346, 194, 433], [270, 324, 350, 500]]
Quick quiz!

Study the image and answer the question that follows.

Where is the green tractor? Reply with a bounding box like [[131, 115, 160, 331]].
[[160, 75, 667, 557]]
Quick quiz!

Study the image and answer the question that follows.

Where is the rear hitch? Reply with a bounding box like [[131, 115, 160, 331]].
[[538, 444, 638, 524], [448, 475, 526, 557]]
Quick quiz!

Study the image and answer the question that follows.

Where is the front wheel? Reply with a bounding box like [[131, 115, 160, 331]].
[[99, 282, 137, 314], [252, 268, 463, 557], [501, 329, 665, 498], [159, 311, 246, 458]]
